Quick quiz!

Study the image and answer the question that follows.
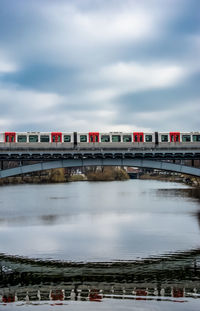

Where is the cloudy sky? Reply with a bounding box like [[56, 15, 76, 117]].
[[0, 0, 199, 132]]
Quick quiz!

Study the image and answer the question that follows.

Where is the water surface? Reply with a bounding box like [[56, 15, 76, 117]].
[[0, 180, 199, 261], [1, 180, 200, 310]]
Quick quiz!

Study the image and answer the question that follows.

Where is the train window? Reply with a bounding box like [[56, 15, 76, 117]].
[[101, 135, 110, 142], [182, 135, 191, 142], [123, 135, 131, 142], [64, 135, 71, 142], [161, 135, 168, 142], [145, 135, 152, 142], [40, 135, 50, 142], [193, 135, 200, 142], [112, 135, 121, 142], [80, 135, 87, 142], [29, 135, 38, 142], [17, 135, 27, 142]]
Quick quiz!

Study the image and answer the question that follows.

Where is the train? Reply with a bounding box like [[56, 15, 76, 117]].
[[0, 131, 200, 149], [0, 132, 200, 149]]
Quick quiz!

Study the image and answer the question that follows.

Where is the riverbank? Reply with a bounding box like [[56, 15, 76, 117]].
[[140, 172, 200, 187], [0, 167, 129, 185]]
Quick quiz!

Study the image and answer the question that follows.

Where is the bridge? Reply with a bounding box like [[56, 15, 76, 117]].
[[1, 158, 200, 178], [0, 147, 200, 178]]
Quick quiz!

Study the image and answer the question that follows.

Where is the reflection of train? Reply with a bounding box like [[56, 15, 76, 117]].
[[0, 131, 200, 149], [0, 286, 193, 303]]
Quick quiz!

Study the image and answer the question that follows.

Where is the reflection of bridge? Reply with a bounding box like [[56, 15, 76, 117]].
[[1, 249, 200, 302]]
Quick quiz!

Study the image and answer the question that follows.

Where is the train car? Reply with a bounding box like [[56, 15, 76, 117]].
[[77, 131, 200, 149], [0, 131, 74, 149], [76, 132, 156, 149]]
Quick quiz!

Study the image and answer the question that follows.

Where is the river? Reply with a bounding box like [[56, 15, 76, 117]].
[[0, 180, 200, 310]]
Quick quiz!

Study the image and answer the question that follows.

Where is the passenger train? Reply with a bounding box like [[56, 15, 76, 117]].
[[0, 131, 200, 149]]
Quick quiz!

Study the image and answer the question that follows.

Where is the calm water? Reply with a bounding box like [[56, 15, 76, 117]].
[[1, 180, 200, 310]]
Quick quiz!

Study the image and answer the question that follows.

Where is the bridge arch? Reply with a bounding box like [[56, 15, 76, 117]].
[[0, 159, 200, 178]]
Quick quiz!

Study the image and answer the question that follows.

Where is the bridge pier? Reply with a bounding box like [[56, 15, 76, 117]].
[[0, 161, 3, 170]]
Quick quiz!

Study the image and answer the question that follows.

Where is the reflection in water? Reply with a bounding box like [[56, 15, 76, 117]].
[[40, 214, 58, 225], [0, 180, 200, 308], [196, 211, 200, 230], [1, 249, 200, 304], [156, 187, 200, 201]]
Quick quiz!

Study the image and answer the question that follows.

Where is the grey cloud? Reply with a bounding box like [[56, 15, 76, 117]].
[[0, 0, 199, 131]]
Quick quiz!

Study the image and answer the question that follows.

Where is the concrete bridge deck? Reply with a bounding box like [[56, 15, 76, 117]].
[[0, 147, 200, 161]]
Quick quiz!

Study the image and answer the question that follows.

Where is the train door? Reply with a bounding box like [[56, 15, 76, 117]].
[[51, 132, 62, 143], [89, 132, 99, 143], [170, 132, 180, 142], [133, 132, 144, 142], [5, 132, 16, 142]]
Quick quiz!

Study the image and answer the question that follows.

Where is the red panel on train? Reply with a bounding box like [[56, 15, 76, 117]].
[[89, 132, 99, 143], [51, 132, 62, 143], [170, 132, 180, 142], [133, 132, 144, 142], [5, 132, 16, 142]]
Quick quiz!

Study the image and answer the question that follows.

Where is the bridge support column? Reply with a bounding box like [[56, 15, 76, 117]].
[[0, 161, 3, 170], [192, 159, 194, 167]]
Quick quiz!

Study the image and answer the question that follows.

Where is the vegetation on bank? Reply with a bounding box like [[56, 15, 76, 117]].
[[0, 166, 129, 185], [86, 167, 129, 181], [140, 172, 200, 187]]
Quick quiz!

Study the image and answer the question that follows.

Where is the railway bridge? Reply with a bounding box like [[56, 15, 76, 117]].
[[0, 147, 200, 178]]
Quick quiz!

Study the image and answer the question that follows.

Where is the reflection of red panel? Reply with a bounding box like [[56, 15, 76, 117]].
[[133, 132, 144, 142], [136, 289, 147, 296], [51, 132, 62, 143], [173, 289, 184, 298], [89, 289, 102, 302], [2, 295, 15, 303], [89, 132, 99, 143], [170, 132, 180, 142], [51, 290, 64, 300], [5, 132, 16, 143]]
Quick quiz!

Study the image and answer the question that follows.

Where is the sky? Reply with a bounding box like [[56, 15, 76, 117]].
[[0, 0, 199, 132]]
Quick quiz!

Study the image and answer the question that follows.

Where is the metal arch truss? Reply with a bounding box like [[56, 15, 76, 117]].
[[0, 159, 200, 178]]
